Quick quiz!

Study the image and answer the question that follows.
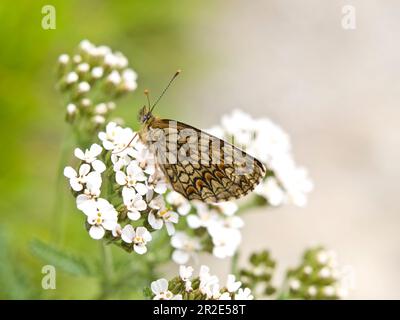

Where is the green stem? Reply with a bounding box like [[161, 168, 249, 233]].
[[52, 126, 73, 244], [230, 250, 240, 276], [98, 241, 114, 299]]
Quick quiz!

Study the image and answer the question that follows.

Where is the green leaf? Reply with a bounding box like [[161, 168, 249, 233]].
[[143, 286, 153, 299], [30, 239, 92, 277], [0, 228, 37, 299]]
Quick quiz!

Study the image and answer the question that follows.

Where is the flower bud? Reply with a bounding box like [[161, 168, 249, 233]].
[[76, 81, 90, 94], [65, 71, 79, 85], [65, 103, 77, 123], [91, 66, 104, 79], [95, 103, 108, 115]]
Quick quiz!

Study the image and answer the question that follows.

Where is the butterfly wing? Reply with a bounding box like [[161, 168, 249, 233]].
[[142, 118, 266, 203]]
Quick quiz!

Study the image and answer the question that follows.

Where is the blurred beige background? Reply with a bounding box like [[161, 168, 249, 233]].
[[175, 0, 400, 299]]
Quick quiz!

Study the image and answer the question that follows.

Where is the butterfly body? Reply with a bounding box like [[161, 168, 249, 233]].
[[137, 106, 266, 203]]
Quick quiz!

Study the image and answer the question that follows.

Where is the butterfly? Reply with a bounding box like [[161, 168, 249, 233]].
[[121, 71, 266, 203]]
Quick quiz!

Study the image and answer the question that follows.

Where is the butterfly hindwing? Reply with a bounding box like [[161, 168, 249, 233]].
[[141, 118, 266, 203]]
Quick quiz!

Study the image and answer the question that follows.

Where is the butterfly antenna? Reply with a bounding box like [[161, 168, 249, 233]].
[[112, 132, 138, 154], [150, 69, 181, 113], [144, 89, 152, 109]]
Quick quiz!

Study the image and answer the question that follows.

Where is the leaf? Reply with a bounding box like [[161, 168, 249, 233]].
[[143, 286, 153, 299], [0, 228, 37, 299], [30, 239, 92, 277]]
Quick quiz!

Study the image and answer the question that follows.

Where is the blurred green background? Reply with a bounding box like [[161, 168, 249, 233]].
[[0, 0, 219, 299]]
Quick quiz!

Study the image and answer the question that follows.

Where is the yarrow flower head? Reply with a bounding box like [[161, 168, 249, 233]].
[[208, 109, 313, 207], [57, 40, 138, 129], [147, 265, 253, 300], [285, 246, 353, 300], [64, 121, 185, 255]]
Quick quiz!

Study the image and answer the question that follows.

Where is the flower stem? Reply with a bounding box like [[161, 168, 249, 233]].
[[52, 126, 74, 244], [98, 241, 114, 299], [230, 250, 240, 276]]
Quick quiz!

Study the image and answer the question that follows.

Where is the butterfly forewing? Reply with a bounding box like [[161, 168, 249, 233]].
[[140, 118, 266, 203]]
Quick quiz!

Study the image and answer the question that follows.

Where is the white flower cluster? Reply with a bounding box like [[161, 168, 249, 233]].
[[99, 122, 179, 237], [151, 265, 253, 300], [58, 40, 138, 125], [63, 143, 118, 240], [208, 109, 313, 207], [168, 195, 243, 263], [63, 122, 183, 254]]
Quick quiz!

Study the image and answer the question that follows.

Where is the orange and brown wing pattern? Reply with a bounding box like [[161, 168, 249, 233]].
[[142, 118, 266, 203]]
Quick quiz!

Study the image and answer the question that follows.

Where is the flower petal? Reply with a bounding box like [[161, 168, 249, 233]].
[[134, 244, 147, 254], [173, 250, 190, 264], [135, 183, 148, 196], [90, 143, 102, 157], [89, 226, 105, 240], [74, 148, 85, 160], [127, 210, 140, 221], [92, 159, 106, 173], [121, 224, 135, 243], [79, 163, 91, 176], [63, 166, 77, 178], [115, 171, 127, 185]]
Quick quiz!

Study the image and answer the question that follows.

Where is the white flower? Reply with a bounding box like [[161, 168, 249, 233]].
[[121, 225, 152, 254], [221, 109, 255, 145], [223, 215, 244, 229], [166, 191, 191, 216], [255, 177, 285, 206], [151, 279, 174, 300], [116, 161, 148, 195], [226, 274, 241, 293], [129, 142, 155, 175], [147, 175, 168, 195], [187, 204, 218, 229], [179, 265, 194, 282], [74, 143, 106, 173], [211, 110, 313, 207], [81, 198, 118, 240], [209, 227, 241, 259], [219, 292, 232, 300], [112, 224, 122, 237], [64, 163, 101, 192], [98, 122, 120, 150], [76, 183, 101, 211], [98, 122, 138, 155], [214, 201, 238, 216], [235, 288, 254, 300], [247, 118, 291, 163], [204, 282, 222, 300], [171, 232, 201, 264], [148, 196, 179, 236], [114, 52, 128, 69], [122, 187, 147, 221], [198, 265, 219, 298]]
